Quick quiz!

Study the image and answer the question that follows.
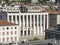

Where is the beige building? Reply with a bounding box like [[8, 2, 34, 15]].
[[0, 20, 19, 43]]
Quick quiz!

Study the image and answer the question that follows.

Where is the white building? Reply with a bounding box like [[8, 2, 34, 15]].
[[26, 5, 44, 12], [47, 0, 56, 2], [7, 12, 49, 40], [0, 20, 20, 43]]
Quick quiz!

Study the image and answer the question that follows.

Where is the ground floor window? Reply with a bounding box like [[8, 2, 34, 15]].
[[21, 30, 23, 36]]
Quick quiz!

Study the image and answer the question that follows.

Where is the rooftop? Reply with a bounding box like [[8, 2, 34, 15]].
[[44, 10, 60, 15], [0, 20, 16, 26]]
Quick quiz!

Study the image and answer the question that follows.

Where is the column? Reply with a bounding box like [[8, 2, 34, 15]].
[[34, 15, 36, 35], [39, 15, 40, 34], [43, 15, 45, 37], [37, 15, 39, 35], [8, 15, 10, 22], [40, 15, 42, 35], [19, 15, 21, 36], [47, 14, 49, 29], [26, 15, 28, 36], [23, 15, 24, 36], [11, 15, 14, 23], [43, 15, 45, 31], [30, 15, 32, 35], [15, 15, 18, 24]]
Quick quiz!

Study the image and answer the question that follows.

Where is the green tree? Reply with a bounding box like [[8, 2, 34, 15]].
[[4, 0, 9, 3], [21, 0, 31, 4], [38, 0, 46, 4]]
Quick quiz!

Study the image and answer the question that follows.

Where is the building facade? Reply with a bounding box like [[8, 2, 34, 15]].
[[49, 14, 57, 28], [0, 20, 19, 43], [7, 12, 49, 40]]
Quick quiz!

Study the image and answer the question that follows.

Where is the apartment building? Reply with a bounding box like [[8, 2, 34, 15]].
[[0, 20, 19, 43]]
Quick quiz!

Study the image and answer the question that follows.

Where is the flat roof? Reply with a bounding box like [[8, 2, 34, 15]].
[[44, 10, 60, 15], [0, 20, 17, 26]]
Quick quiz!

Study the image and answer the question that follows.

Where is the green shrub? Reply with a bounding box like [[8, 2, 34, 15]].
[[28, 37, 40, 41]]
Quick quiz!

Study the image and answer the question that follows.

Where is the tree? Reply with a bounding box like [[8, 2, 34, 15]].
[[38, 0, 46, 4], [4, 0, 9, 3], [21, 0, 31, 4]]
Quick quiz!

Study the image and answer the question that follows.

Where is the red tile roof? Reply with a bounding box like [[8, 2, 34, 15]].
[[44, 10, 60, 15], [0, 20, 16, 26]]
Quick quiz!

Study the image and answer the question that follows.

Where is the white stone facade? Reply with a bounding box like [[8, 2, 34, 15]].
[[0, 25, 19, 43], [7, 12, 49, 40]]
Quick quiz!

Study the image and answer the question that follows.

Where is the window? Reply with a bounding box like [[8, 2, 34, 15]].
[[11, 31, 13, 35], [7, 27, 9, 30], [7, 32, 9, 35], [13, 15, 15, 22], [24, 31, 26, 36], [2, 32, 5, 35], [15, 27, 17, 29], [11, 37, 13, 41], [9, 16, 11, 21], [11, 27, 13, 29], [21, 30, 23, 36], [3, 38, 5, 42], [7, 37, 9, 42], [28, 30, 30, 35], [15, 37, 17, 41], [15, 31, 17, 34], [38, 15, 40, 26], [3, 28, 5, 30], [17, 16, 19, 23]]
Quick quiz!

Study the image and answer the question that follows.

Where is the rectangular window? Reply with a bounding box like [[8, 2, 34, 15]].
[[15, 31, 17, 34], [15, 37, 17, 41], [25, 15, 27, 27], [24, 31, 26, 36], [7, 32, 9, 35], [11, 31, 13, 35], [3, 32, 5, 35], [3, 38, 5, 42], [11, 37, 13, 41], [17, 16, 19, 23], [24, 15, 26, 22], [21, 30, 23, 36], [32, 15, 33, 28], [38, 15, 40, 26], [13, 15, 15, 22], [7, 37, 9, 42], [28, 30, 30, 35], [9, 16, 11, 21], [28, 15, 30, 27], [21, 15, 23, 27]]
